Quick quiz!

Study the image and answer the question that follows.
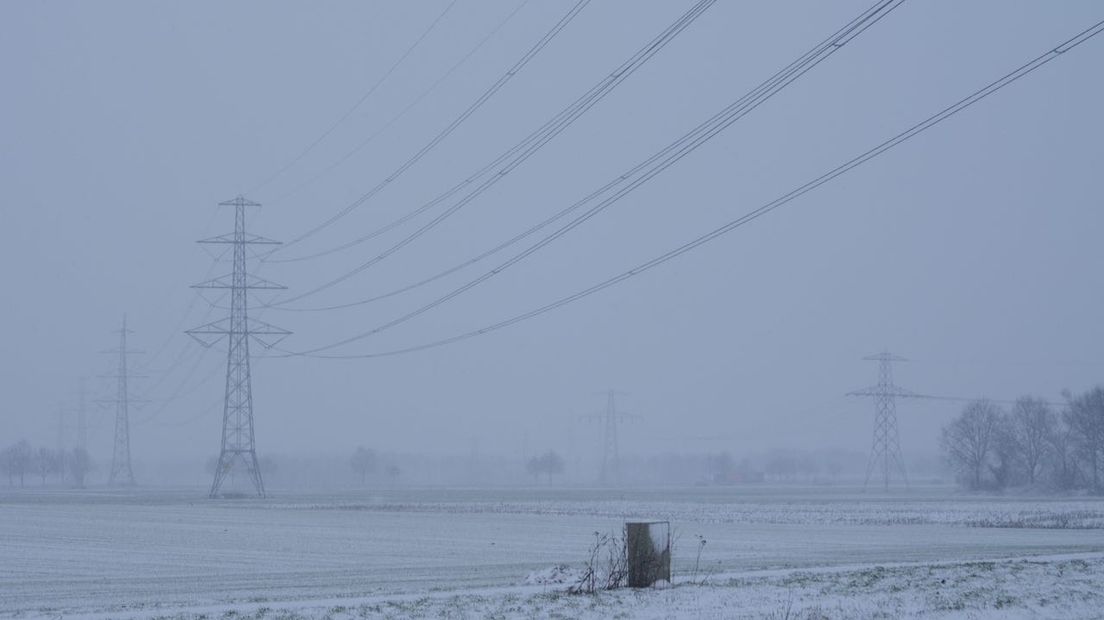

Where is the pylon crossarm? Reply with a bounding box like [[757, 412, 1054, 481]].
[[186, 319, 231, 346], [847, 385, 921, 399], [94, 397, 150, 405], [191, 274, 287, 290], [862, 353, 908, 363], [247, 318, 292, 336], [97, 373, 149, 380], [218, 196, 260, 207], [198, 232, 282, 245], [186, 318, 291, 340], [251, 324, 292, 348]]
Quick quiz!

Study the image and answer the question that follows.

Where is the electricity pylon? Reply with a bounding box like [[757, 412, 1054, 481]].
[[55, 405, 67, 458], [847, 350, 920, 491], [581, 390, 638, 485], [77, 379, 88, 454], [55, 404, 68, 483], [101, 315, 142, 486], [187, 196, 289, 499]]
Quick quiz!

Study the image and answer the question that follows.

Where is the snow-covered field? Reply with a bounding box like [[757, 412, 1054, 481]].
[[2, 486, 1103, 618]]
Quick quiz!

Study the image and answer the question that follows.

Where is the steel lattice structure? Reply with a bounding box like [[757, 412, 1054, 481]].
[[581, 390, 638, 485], [188, 196, 289, 498], [104, 315, 140, 486], [847, 351, 921, 490], [77, 379, 87, 453]]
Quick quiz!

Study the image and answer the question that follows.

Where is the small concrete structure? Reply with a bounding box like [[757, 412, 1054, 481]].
[[625, 520, 671, 588]]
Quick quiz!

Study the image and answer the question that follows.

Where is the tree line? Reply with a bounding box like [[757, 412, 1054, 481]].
[[0, 440, 94, 488], [941, 387, 1104, 492]]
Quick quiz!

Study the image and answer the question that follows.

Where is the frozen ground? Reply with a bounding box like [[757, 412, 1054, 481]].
[[1, 485, 1103, 618]]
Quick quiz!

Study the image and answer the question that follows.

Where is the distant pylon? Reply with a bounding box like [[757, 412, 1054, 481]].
[[847, 350, 917, 490], [187, 196, 290, 499], [581, 390, 638, 485], [55, 405, 67, 458], [103, 315, 140, 486], [55, 404, 68, 483], [77, 379, 88, 453], [71, 378, 91, 488]]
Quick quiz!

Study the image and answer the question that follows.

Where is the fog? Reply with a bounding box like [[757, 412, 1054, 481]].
[[2, 0, 1102, 485]]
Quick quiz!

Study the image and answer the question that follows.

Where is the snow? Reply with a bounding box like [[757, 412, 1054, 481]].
[[522, 564, 580, 586], [1, 485, 1102, 618]]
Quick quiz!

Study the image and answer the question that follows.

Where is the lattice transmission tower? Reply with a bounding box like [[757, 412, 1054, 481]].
[[581, 390, 638, 485], [55, 404, 67, 473], [101, 315, 142, 486], [77, 378, 88, 455], [187, 196, 289, 499], [847, 350, 921, 491]]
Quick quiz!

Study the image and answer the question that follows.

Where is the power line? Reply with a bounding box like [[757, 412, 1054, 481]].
[[139, 340, 205, 397], [137, 284, 225, 394], [272, 0, 593, 254], [896, 394, 1064, 408], [152, 397, 223, 429], [133, 346, 218, 427], [135, 204, 225, 371], [133, 261, 231, 408], [247, 0, 459, 196], [267, 0, 719, 309], [911, 357, 1104, 368], [270, 15, 1104, 360], [138, 282, 213, 373], [267, 0, 535, 205], [267, 0, 713, 269], [169, 261, 284, 437], [271, 0, 903, 343], [149, 352, 273, 430]]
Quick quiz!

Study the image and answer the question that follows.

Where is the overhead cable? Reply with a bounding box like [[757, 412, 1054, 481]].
[[272, 0, 903, 333], [247, 0, 460, 195], [275, 14, 1104, 358], [273, 0, 593, 252]]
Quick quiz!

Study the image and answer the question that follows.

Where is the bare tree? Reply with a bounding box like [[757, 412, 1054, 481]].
[[764, 450, 797, 482], [350, 446, 376, 485], [1046, 416, 1080, 490], [989, 417, 1020, 490], [385, 463, 401, 488], [1010, 396, 1055, 485], [35, 447, 60, 486], [526, 450, 565, 484], [2, 441, 34, 488], [941, 400, 1001, 490], [67, 448, 93, 488], [569, 531, 628, 594], [706, 452, 735, 484], [1065, 387, 1104, 492], [525, 455, 542, 483], [797, 453, 821, 482]]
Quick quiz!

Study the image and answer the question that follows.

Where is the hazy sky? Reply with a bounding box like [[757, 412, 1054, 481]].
[[2, 1, 1102, 469]]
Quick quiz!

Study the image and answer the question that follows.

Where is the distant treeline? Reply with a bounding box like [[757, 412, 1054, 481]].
[[941, 387, 1104, 493], [0, 440, 93, 488]]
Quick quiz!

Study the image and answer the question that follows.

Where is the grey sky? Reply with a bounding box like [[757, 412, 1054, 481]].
[[2, 1, 1102, 468]]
